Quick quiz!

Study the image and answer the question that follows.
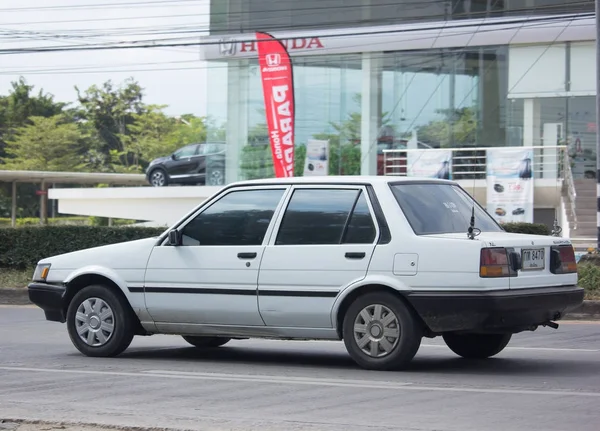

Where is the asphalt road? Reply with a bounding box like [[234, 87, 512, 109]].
[[1, 306, 599, 431]]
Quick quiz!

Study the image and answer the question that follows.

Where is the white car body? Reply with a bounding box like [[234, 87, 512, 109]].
[[28, 176, 583, 370]]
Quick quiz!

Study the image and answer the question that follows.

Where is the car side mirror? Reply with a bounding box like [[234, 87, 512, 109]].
[[171, 153, 176, 160], [167, 229, 181, 246]]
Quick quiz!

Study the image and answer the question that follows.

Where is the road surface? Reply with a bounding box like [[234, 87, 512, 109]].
[[1, 306, 599, 431]]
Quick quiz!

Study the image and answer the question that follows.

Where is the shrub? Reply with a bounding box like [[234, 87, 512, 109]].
[[577, 262, 600, 299], [0, 225, 166, 269], [501, 222, 551, 236], [0, 217, 138, 228]]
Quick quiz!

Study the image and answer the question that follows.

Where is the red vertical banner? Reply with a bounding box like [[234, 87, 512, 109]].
[[256, 32, 295, 177]]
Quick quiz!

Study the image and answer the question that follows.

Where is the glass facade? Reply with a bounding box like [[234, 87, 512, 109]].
[[209, 0, 594, 34], [204, 3, 596, 182]]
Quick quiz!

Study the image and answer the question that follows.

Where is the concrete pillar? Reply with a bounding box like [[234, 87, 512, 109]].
[[226, 59, 249, 183], [11, 182, 17, 228], [39, 180, 47, 225], [523, 98, 541, 147], [361, 52, 383, 176]]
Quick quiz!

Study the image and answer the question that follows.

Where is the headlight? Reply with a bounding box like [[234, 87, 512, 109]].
[[32, 263, 51, 282]]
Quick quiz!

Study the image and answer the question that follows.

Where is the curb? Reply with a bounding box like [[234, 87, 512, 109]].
[[1, 288, 599, 321]]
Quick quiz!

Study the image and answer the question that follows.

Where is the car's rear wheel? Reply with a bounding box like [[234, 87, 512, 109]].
[[66, 285, 135, 357], [149, 168, 168, 187], [342, 292, 422, 371], [182, 336, 231, 348], [442, 332, 512, 359], [206, 166, 224, 186]]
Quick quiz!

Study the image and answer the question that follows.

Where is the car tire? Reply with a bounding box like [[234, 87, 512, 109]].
[[182, 336, 231, 348], [149, 168, 169, 187], [342, 292, 423, 371], [66, 285, 135, 357], [206, 166, 225, 186], [442, 332, 512, 359]]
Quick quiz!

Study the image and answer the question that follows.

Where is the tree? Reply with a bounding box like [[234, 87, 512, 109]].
[[3, 115, 86, 172], [75, 78, 145, 170], [0, 77, 67, 160]]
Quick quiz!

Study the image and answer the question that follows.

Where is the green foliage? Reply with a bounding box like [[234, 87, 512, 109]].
[[416, 107, 477, 148], [577, 263, 600, 299], [0, 217, 138, 227], [501, 222, 551, 236], [0, 226, 165, 269], [3, 115, 87, 171]]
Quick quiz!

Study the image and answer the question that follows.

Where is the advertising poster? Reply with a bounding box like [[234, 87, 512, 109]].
[[406, 149, 452, 179], [486, 148, 534, 223], [256, 31, 295, 177], [303, 139, 329, 176]]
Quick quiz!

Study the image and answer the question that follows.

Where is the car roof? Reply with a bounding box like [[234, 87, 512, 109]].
[[228, 175, 458, 187]]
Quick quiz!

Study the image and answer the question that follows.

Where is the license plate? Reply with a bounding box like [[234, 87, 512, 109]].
[[521, 248, 545, 270]]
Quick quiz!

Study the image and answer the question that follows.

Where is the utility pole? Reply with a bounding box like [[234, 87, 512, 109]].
[[597, 0, 600, 250]]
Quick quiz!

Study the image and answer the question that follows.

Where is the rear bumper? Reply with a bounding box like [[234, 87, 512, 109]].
[[28, 282, 67, 323], [406, 285, 584, 333]]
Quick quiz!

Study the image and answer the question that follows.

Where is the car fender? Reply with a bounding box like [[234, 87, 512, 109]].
[[330, 273, 412, 329], [63, 265, 144, 310]]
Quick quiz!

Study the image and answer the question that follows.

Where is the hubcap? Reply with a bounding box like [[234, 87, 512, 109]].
[[208, 170, 223, 186], [151, 171, 165, 186], [353, 304, 400, 358], [75, 297, 115, 347]]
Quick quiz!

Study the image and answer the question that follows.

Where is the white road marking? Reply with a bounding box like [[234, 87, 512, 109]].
[[421, 344, 600, 353], [1, 366, 599, 398]]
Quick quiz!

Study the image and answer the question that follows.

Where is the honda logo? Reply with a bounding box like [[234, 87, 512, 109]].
[[219, 38, 236, 56], [265, 53, 281, 67]]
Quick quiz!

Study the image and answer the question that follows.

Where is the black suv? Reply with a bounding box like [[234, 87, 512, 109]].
[[145, 142, 226, 187]]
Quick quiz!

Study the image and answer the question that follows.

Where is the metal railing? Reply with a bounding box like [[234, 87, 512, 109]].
[[382, 145, 576, 226]]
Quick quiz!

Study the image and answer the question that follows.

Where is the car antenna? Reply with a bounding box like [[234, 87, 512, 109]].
[[467, 205, 478, 240], [467, 156, 481, 240]]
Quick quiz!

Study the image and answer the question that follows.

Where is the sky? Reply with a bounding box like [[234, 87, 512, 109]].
[[0, 0, 210, 117]]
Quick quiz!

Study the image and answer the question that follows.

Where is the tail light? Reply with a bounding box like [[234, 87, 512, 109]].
[[480, 247, 518, 278], [550, 245, 577, 274]]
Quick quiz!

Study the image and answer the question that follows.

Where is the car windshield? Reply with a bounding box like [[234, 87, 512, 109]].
[[390, 182, 503, 235]]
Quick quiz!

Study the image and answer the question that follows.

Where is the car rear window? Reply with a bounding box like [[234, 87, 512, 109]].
[[390, 183, 503, 235]]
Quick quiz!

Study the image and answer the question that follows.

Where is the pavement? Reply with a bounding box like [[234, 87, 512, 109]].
[[1, 306, 599, 431]]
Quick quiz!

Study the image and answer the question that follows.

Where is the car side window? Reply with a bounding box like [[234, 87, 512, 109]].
[[181, 189, 285, 246], [276, 188, 376, 246], [342, 191, 377, 244], [174, 144, 199, 159]]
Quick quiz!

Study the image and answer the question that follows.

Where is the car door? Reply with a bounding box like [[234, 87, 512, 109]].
[[257, 185, 379, 328], [165, 144, 200, 177], [143, 186, 289, 326]]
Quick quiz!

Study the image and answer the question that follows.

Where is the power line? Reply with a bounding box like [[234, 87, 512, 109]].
[[0, 0, 591, 30], [0, 0, 206, 12], [0, 12, 591, 56]]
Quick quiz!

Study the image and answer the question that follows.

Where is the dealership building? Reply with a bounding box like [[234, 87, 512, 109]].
[[192, 0, 597, 242], [41, 1, 597, 248]]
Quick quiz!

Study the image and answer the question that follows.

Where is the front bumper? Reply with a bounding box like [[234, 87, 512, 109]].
[[406, 285, 585, 333], [28, 282, 67, 323]]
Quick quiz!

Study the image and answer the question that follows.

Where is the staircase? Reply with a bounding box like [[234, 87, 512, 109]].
[[567, 179, 597, 250]]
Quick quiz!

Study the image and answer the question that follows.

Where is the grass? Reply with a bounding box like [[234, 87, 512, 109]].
[[0, 268, 33, 289]]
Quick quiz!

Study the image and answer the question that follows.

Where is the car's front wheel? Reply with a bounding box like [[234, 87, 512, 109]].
[[182, 336, 231, 348], [442, 332, 512, 359], [66, 285, 135, 357], [342, 292, 422, 371], [149, 168, 168, 187]]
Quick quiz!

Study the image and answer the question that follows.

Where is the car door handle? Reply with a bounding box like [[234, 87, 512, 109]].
[[237, 252, 257, 259], [345, 252, 366, 259]]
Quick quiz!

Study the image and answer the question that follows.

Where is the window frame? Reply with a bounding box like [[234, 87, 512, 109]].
[[161, 185, 292, 247], [267, 185, 381, 247]]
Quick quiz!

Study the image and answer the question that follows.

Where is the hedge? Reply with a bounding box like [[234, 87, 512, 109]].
[[501, 222, 551, 236], [0, 226, 165, 269], [0, 217, 138, 227]]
